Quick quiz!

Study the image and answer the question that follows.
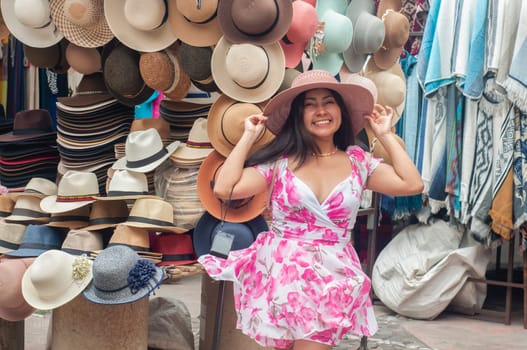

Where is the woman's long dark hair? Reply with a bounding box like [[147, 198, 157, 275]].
[[246, 89, 355, 169]]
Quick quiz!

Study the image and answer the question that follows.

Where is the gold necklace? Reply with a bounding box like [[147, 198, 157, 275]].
[[311, 146, 338, 158]]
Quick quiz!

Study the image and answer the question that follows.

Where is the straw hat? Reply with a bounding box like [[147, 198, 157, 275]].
[[218, 0, 292, 45], [279, 0, 318, 69], [264, 69, 377, 136], [0, 258, 36, 321], [0, 195, 15, 217], [105, 0, 176, 53], [168, 0, 222, 47], [211, 36, 285, 103], [372, 0, 410, 69], [139, 45, 191, 102], [4, 224, 67, 257], [0, 220, 27, 254], [46, 206, 91, 229], [97, 170, 159, 201], [0, 0, 63, 48], [343, 0, 385, 73], [197, 150, 268, 223], [83, 200, 129, 231], [193, 211, 267, 257], [49, 0, 114, 48], [120, 198, 186, 233], [178, 43, 218, 93], [22, 250, 93, 310], [207, 94, 274, 157], [40, 171, 99, 214], [106, 224, 162, 262], [112, 128, 181, 173], [170, 118, 214, 162], [65, 42, 101, 75], [82, 245, 164, 305], [5, 195, 51, 224], [6, 177, 57, 200], [61, 229, 103, 255]]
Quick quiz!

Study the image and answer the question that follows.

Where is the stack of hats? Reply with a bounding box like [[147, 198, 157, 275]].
[[0, 109, 59, 189], [160, 99, 212, 142], [55, 73, 135, 194]]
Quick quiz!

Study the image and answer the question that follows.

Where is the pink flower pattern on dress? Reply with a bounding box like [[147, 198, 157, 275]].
[[198, 146, 380, 349]]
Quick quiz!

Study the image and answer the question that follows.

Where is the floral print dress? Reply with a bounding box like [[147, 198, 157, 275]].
[[198, 146, 380, 348]]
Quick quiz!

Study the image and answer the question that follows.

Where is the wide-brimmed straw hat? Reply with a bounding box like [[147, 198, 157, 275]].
[[280, 0, 318, 69], [22, 250, 93, 310], [218, 0, 292, 45], [40, 171, 99, 214], [49, 0, 113, 48], [1, 0, 63, 48], [170, 118, 214, 162], [207, 94, 274, 157], [82, 245, 164, 304], [105, 0, 176, 53], [0, 195, 15, 218], [46, 206, 91, 229], [197, 150, 268, 223], [83, 200, 129, 231], [211, 36, 285, 103], [7, 177, 57, 199], [168, 0, 222, 47], [343, 0, 385, 73], [264, 69, 377, 136], [193, 211, 267, 257], [4, 195, 51, 224], [61, 229, 103, 255], [0, 258, 36, 321], [0, 220, 27, 254], [112, 128, 180, 173], [120, 198, 186, 233], [372, 0, 409, 69]]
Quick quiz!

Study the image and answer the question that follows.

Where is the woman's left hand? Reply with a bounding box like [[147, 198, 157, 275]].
[[366, 104, 394, 137]]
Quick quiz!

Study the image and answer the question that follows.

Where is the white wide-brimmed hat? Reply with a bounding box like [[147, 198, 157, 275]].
[[112, 128, 180, 173], [22, 250, 93, 310], [105, 0, 177, 53], [0, 0, 63, 48], [96, 170, 159, 201], [40, 171, 99, 214]]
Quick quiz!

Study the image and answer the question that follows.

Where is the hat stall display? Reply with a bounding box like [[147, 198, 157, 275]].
[[0, 220, 27, 254], [46, 205, 91, 229], [49, 0, 114, 48], [217, 0, 293, 45], [40, 171, 99, 214], [61, 228, 104, 255], [6, 177, 57, 199], [65, 42, 102, 75], [193, 211, 268, 257], [343, 0, 385, 73], [112, 128, 180, 173], [168, 0, 222, 47], [82, 245, 164, 305], [197, 150, 268, 223], [121, 197, 186, 233], [22, 249, 93, 310], [0, 258, 36, 321], [83, 199, 129, 231], [105, 0, 176, 53], [150, 231, 196, 266], [4, 224, 67, 257], [0, 0, 63, 48], [4, 195, 51, 224], [0, 109, 56, 143], [97, 170, 159, 201], [279, 0, 318, 69], [211, 36, 285, 104], [264, 69, 378, 136], [207, 94, 275, 157]]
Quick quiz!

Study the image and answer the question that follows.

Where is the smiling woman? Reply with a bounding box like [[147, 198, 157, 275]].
[[198, 69, 423, 350]]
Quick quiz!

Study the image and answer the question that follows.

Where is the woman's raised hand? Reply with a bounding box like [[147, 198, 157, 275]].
[[244, 114, 268, 139], [366, 104, 394, 137]]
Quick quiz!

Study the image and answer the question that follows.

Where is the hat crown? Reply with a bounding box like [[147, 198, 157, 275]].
[[230, 0, 279, 36], [291, 69, 338, 88], [319, 10, 353, 53], [8, 196, 49, 219], [57, 171, 99, 197], [21, 177, 58, 197], [109, 224, 150, 250], [27, 250, 77, 300], [13, 109, 53, 134], [62, 229, 103, 254], [14, 0, 51, 28], [286, 0, 317, 43], [187, 118, 210, 144], [124, 0, 166, 31], [65, 43, 102, 75], [92, 245, 138, 291], [179, 44, 213, 80], [129, 118, 171, 139], [76, 72, 108, 94], [63, 0, 101, 27], [176, 0, 218, 23], [222, 103, 264, 145], [382, 11, 409, 47], [128, 198, 174, 224], [225, 43, 269, 89], [0, 196, 15, 214], [0, 259, 31, 306], [125, 128, 165, 162], [0, 221, 26, 250], [107, 170, 149, 195], [89, 199, 128, 221], [353, 14, 385, 53]]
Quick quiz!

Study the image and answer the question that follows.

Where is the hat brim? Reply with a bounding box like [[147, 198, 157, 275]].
[[0, 303, 35, 322], [218, 0, 293, 45], [95, 194, 160, 201], [4, 248, 51, 258], [263, 74, 377, 136], [105, 0, 177, 52], [82, 265, 163, 305], [112, 141, 180, 173], [196, 151, 268, 223], [211, 36, 285, 104], [119, 222, 186, 234], [0, 131, 57, 143], [46, 220, 90, 230], [40, 196, 96, 214], [21, 256, 93, 310], [4, 216, 50, 224], [168, 1, 222, 47], [193, 211, 268, 257], [280, 40, 306, 69], [372, 47, 403, 70]]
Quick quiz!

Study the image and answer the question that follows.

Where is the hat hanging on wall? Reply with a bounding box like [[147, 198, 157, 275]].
[[56, 72, 112, 108], [23, 38, 70, 74], [1, 0, 63, 48], [342, 0, 385, 73], [105, 0, 176, 53], [49, 0, 114, 48], [65, 42, 102, 75], [168, 0, 222, 47], [178, 43, 219, 93], [211, 36, 285, 103], [218, 0, 293, 45]]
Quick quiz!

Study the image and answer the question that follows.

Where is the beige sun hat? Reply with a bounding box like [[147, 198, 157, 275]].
[[112, 128, 181, 173], [105, 0, 177, 53], [40, 171, 99, 214], [22, 249, 93, 310], [168, 0, 222, 47], [6, 177, 57, 200], [0, 220, 27, 254], [207, 94, 274, 157], [120, 198, 186, 233], [211, 36, 285, 104], [0, 195, 15, 218], [170, 118, 214, 162], [97, 170, 159, 201], [49, 0, 114, 48], [46, 205, 90, 230], [83, 200, 129, 231], [0, 0, 63, 48], [61, 228, 103, 256], [4, 195, 51, 224]]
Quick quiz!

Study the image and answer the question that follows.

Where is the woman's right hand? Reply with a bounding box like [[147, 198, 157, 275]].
[[244, 114, 268, 140]]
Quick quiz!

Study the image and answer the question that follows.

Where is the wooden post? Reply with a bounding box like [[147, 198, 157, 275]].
[[0, 319, 24, 350]]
